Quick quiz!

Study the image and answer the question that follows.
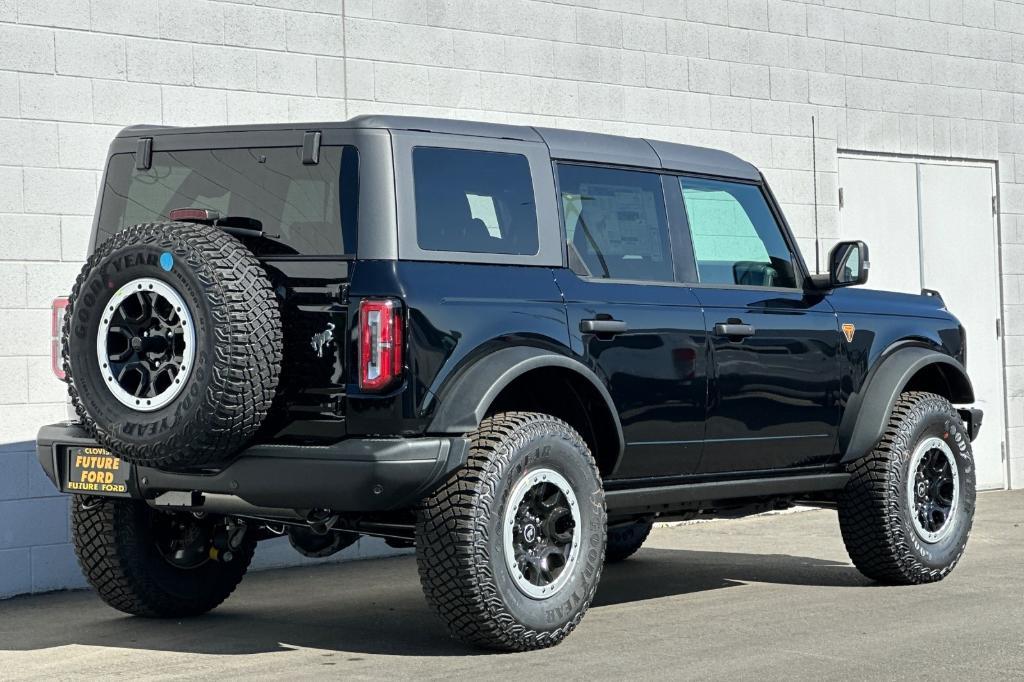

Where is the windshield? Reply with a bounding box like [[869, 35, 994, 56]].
[[97, 145, 358, 256]]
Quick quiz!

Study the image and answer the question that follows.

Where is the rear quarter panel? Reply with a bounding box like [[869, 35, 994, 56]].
[[344, 260, 569, 436]]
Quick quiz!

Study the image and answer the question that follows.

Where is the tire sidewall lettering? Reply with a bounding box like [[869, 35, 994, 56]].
[[64, 223, 279, 468], [74, 245, 212, 443], [487, 424, 605, 633], [897, 400, 976, 570]]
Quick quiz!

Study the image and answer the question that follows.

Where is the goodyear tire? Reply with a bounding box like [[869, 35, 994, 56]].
[[63, 222, 282, 470], [605, 519, 653, 563], [416, 412, 606, 651], [838, 391, 976, 584], [72, 496, 256, 617]]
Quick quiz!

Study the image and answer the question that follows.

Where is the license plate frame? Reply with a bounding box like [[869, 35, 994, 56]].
[[63, 446, 131, 497]]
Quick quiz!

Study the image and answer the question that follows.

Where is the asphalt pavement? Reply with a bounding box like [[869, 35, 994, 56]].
[[2, 490, 1022, 680]]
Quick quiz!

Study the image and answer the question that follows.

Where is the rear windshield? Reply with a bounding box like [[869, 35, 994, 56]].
[[97, 146, 358, 256]]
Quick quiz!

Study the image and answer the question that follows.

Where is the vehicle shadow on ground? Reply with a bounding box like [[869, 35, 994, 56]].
[[0, 547, 869, 658]]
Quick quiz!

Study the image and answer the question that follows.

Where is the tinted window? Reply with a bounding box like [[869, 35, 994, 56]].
[[98, 146, 358, 256], [413, 147, 538, 255], [558, 164, 673, 282], [680, 177, 797, 288]]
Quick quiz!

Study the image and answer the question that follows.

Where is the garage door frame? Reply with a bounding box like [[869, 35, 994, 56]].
[[836, 149, 1012, 490]]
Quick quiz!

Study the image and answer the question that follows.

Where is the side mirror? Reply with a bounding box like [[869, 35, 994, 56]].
[[829, 240, 869, 287]]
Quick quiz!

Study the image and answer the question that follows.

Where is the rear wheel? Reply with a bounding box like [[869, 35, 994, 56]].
[[605, 519, 654, 563], [72, 496, 256, 617], [416, 412, 606, 651], [838, 391, 976, 584]]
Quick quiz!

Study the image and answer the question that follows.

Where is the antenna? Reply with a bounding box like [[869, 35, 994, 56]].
[[811, 115, 820, 274]]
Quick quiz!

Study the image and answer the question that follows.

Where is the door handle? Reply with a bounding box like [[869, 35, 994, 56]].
[[714, 322, 755, 338], [580, 318, 628, 335]]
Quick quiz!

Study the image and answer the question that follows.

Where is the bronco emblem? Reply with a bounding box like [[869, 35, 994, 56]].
[[842, 323, 856, 342], [310, 323, 335, 358]]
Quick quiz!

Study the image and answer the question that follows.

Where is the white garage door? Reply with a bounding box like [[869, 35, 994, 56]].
[[838, 155, 1006, 490]]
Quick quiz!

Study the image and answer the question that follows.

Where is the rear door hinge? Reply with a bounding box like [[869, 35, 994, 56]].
[[838, 187, 844, 209], [993, 194, 999, 215], [302, 130, 322, 165], [332, 282, 349, 303], [136, 137, 153, 170]]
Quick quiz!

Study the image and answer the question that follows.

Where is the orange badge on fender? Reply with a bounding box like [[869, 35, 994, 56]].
[[842, 323, 855, 342]]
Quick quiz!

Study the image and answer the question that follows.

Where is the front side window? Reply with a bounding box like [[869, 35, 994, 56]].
[[557, 164, 673, 282], [98, 146, 358, 256], [413, 147, 538, 255], [680, 177, 798, 288]]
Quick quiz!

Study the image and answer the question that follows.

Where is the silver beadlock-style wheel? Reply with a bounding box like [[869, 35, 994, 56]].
[[65, 222, 282, 470], [502, 467, 582, 600], [906, 436, 960, 544], [96, 277, 195, 412], [416, 412, 606, 651], [838, 391, 976, 585]]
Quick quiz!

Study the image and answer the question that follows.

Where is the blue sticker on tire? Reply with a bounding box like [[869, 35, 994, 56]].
[[159, 252, 174, 271]]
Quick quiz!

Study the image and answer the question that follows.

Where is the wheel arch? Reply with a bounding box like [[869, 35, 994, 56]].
[[426, 346, 625, 477], [839, 346, 974, 464]]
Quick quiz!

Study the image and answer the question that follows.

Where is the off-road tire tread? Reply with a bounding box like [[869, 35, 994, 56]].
[[63, 221, 282, 469], [415, 411, 605, 651], [605, 519, 653, 563], [71, 496, 254, 617], [838, 391, 973, 585]]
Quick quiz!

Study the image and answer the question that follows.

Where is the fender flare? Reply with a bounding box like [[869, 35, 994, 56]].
[[839, 346, 974, 463], [426, 345, 625, 462]]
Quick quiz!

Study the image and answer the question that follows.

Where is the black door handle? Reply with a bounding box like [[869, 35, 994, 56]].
[[714, 323, 755, 338], [581, 319, 628, 335]]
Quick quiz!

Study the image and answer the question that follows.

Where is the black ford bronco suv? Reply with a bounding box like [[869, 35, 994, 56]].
[[37, 116, 981, 651]]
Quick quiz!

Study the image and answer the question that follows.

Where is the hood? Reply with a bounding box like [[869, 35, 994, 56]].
[[826, 286, 953, 320]]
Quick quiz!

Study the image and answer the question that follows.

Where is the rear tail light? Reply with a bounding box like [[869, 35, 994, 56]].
[[51, 297, 69, 381], [359, 299, 403, 391]]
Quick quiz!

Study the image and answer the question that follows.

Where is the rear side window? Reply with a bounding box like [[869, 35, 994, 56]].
[[680, 177, 798, 288], [412, 147, 539, 255], [98, 146, 358, 256], [557, 164, 673, 282]]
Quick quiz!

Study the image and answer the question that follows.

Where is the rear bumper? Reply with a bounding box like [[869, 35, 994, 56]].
[[36, 422, 470, 513]]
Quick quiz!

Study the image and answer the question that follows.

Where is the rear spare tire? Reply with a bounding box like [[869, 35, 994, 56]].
[[63, 221, 282, 470]]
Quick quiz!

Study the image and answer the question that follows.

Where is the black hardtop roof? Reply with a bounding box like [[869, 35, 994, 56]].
[[117, 115, 759, 180]]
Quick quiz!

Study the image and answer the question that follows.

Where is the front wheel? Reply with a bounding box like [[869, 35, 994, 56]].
[[416, 412, 606, 651], [838, 391, 976, 584], [72, 496, 256, 617]]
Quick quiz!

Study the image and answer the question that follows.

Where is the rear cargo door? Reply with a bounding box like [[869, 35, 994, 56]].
[[96, 133, 361, 441]]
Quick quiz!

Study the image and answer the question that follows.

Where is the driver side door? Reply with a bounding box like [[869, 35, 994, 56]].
[[678, 176, 843, 474]]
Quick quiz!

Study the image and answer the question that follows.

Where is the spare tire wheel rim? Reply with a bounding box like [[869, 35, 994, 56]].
[[503, 468, 582, 600], [96, 277, 195, 412], [906, 436, 960, 544]]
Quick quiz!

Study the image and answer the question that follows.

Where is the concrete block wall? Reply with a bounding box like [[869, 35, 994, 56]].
[[2, 0, 1024, 597]]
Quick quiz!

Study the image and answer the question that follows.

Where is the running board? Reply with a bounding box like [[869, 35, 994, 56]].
[[604, 473, 850, 514]]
